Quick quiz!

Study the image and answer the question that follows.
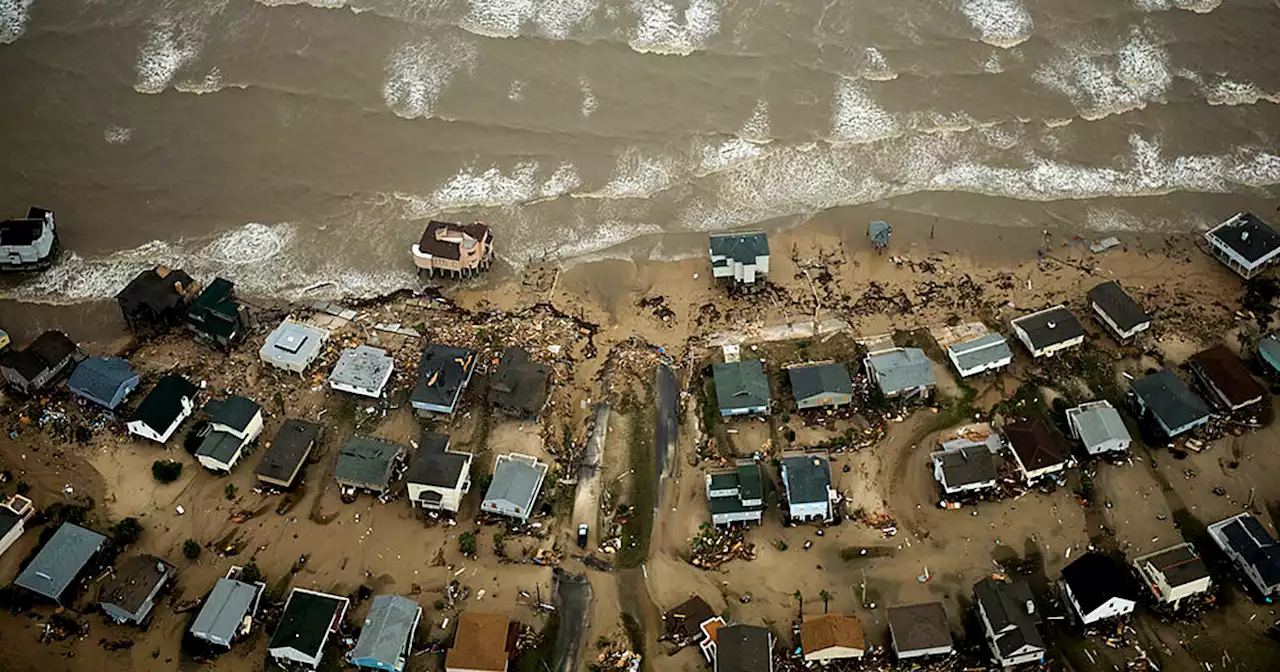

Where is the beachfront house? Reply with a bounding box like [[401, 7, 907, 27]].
[[931, 432, 1001, 496], [706, 461, 766, 527], [126, 374, 197, 444], [445, 611, 513, 672], [255, 419, 322, 489], [195, 395, 264, 472], [268, 588, 350, 669], [1133, 542, 1212, 609], [1059, 553, 1137, 626], [411, 220, 495, 278], [1207, 513, 1280, 599], [411, 344, 476, 416], [185, 277, 247, 352], [1088, 281, 1151, 344], [888, 602, 954, 660], [715, 624, 774, 672], [0, 495, 34, 560], [99, 555, 175, 626], [662, 597, 724, 663], [335, 437, 407, 495], [1190, 345, 1266, 411], [0, 330, 81, 394], [116, 266, 198, 333], [709, 232, 770, 286], [67, 356, 139, 410], [1010, 305, 1084, 358], [788, 362, 853, 410], [1204, 212, 1280, 279], [489, 347, 550, 419], [947, 333, 1013, 378], [1066, 401, 1131, 455], [712, 359, 771, 416], [189, 573, 265, 649], [0, 206, 57, 271], [974, 577, 1046, 667], [481, 453, 549, 522], [349, 594, 422, 672], [1003, 419, 1070, 483], [1130, 370, 1211, 439], [406, 431, 473, 514], [800, 613, 865, 663], [781, 453, 836, 523], [330, 345, 395, 398], [865, 347, 935, 399], [13, 523, 107, 606], [260, 320, 329, 373]]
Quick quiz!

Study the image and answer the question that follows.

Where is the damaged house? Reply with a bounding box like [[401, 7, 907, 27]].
[[0, 330, 81, 394], [488, 347, 550, 420], [116, 266, 198, 333], [411, 344, 477, 416]]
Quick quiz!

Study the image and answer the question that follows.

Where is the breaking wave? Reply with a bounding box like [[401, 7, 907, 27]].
[[960, 0, 1034, 48], [382, 35, 478, 119], [0, 0, 35, 44]]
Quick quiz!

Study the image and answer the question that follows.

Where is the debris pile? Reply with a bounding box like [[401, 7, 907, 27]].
[[595, 649, 642, 671], [688, 526, 756, 569]]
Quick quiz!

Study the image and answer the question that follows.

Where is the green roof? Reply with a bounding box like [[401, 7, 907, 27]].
[[712, 360, 770, 412], [709, 472, 739, 491], [736, 463, 763, 500], [710, 496, 765, 515]]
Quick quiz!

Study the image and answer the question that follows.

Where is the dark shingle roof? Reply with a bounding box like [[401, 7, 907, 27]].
[[256, 420, 321, 485], [1061, 553, 1137, 614], [888, 602, 952, 654], [1003, 420, 1069, 473], [934, 447, 998, 487], [716, 624, 772, 672], [411, 345, 476, 411], [1190, 345, 1266, 408], [335, 437, 406, 489], [29, 330, 77, 366], [1131, 370, 1210, 432], [1012, 306, 1084, 350], [116, 267, 195, 317], [1219, 515, 1280, 588], [269, 589, 347, 657], [709, 232, 769, 265], [1208, 212, 1280, 263], [406, 431, 470, 488], [974, 578, 1044, 658], [132, 375, 197, 431], [205, 396, 260, 431], [488, 347, 549, 417], [782, 454, 831, 505], [100, 555, 172, 616], [196, 430, 244, 464], [186, 278, 241, 339], [1088, 281, 1150, 331], [788, 363, 853, 402], [417, 221, 491, 261], [1140, 544, 1210, 588], [712, 360, 770, 412], [664, 596, 716, 640]]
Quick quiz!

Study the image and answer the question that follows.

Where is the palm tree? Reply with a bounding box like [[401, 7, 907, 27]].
[[819, 590, 831, 613]]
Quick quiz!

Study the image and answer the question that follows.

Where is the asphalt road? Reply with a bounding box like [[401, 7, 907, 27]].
[[654, 364, 679, 493], [551, 568, 592, 672]]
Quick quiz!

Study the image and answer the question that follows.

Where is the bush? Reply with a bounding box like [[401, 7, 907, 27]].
[[240, 562, 262, 584], [151, 460, 183, 484], [433, 599, 446, 610], [182, 539, 201, 559], [493, 532, 506, 557], [111, 517, 143, 546], [224, 484, 237, 500], [459, 531, 477, 557], [15, 481, 30, 495]]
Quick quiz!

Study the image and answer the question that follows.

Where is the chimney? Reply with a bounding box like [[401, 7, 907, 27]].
[[1025, 599, 1035, 615]]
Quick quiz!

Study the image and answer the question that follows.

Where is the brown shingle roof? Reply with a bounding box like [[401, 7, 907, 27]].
[[1004, 419, 1069, 472], [1190, 345, 1265, 409], [800, 613, 864, 655], [446, 611, 510, 671], [417, 220, 491, 261]]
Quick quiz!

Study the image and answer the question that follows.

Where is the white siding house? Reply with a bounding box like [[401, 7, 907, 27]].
[[1133, 543, 1212, 608], [709, 232, 770, 285], [1060, 553, 1137, 625], [126, 375, 197, 445], [195, 397, 265, 472], [1010, 306, 1085, 358], [1066, 401, 1131, 455], [1204, 212, 1280, 279], [947, 333, 1013, 378]]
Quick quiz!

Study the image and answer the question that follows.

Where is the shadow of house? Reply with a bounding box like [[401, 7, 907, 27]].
[[185, 278, 247, 352], [116, 266, 197, 334]]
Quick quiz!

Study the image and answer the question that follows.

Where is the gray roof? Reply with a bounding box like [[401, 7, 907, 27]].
[[488, 347, 550, 417], [256, 420, 321, 485], [949, 333, 1012, 371], [196, 430, 244, 465], [788, 363, 853, 402], [1131, 370, 1210, 431], [330, 346, 394, 391], [716, 624, 772, 672], [14, 523, 107, 601], [782, 454, 831, 505], [1070, 403, 1131, 450], [1137, 543, 1210, 589], [712, 360, 771, 411], [1216, 514, 1280, 588], [1088, 281, 1150, 331], [933, 445, 998, 487], [867, 348, 936, 395], [888, 602, 952, 654], [260, 321, 328, 368], [205, 395, 260, 431], [67, 357, 138, 407], [974, 578, 1044, 658], [406, 431, 471, 489], [191, 578, 260, 644], [709, 232, 769, 265], [1012, 305, 1084, 350], [335, 437, 406, 489], [484, 454, 548, 513], [350, 595, 421, 667]]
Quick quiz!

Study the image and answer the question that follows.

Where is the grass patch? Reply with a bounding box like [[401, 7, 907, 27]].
[[618, 407, 656, 569]]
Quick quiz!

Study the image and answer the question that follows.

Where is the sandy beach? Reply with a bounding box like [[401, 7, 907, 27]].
[[3, 216, 1280, 672]]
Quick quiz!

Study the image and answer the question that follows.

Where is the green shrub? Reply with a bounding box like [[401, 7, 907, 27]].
[[151, 460, 183, 483], [183, 539, 201, 559], [111, 517, 143, 546], [459, 531, 477, 556]]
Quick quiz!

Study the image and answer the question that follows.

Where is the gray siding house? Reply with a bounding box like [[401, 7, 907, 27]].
[[712, 359, 771, 416], [190, 575, 265, 648], [335, 437, 408, 494], [67, 356, 140, 410], [99, 555, 175, 626], [1066, 400, 1131, 455], [13, 523, 107, 605], [0, 330, 81, 394], [788, 363, 853, 409], [1204, 212, 1280, 279], [865, 347, 935, 399], [481, 453, 549, 522]]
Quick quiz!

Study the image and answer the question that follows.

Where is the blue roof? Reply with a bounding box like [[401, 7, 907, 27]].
[[14, 523, 106, 602], [67, 357, 138, 409], [350, 595, 421, 670], [868, 348, 936, 395], [1260, 336, 1280, 373], [949, 334, 1012, 372]]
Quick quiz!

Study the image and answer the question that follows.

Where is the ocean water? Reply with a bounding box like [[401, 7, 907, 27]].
[[0, 0, 1278, 303]]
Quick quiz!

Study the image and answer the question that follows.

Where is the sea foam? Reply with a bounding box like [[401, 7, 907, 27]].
[[382, 36, 477, 119], [0, 0, 35, 44], [961, 0, 1034, 48], [1034, 25, 1172, 120], [628, 0, 720, 55], [831, 78, 900, 144], [133, 1, 228, 95]]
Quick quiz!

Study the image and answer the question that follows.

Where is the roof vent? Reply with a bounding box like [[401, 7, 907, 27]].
[[1242, 231, 1250, 241], [1047, 321, 1057, 329], [1025, 600, 1035, 615]]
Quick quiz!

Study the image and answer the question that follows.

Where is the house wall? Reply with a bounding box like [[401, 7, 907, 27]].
[[803, 645, 864, 662], [1140, 563, 1211, 605], [408, 481, 466, 513], [933, 460, 996, 494], [1023, 462, 1066, 483], [332, 379, 386, 398], [0, 519, 24, 558], [127, 397, 194, 444], [949, 350, 1012, 378], [1085, 436, 1130, 455], [198, 444, 246, 473], [446, 664, 508, 672], [894, 643, 954, 659], [0, 365, 27, 392], [1062, 581, 1134, 623], [1091, 302, 1150, 342], [979, 607, 1043, 668], [269, 645, 322, 669], [720, 404, 767, 417], [711, 509, 763, 526], [787, 499, 831, 522], [1205, 234, 1278, 279], [796, 392, 852, 410]]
